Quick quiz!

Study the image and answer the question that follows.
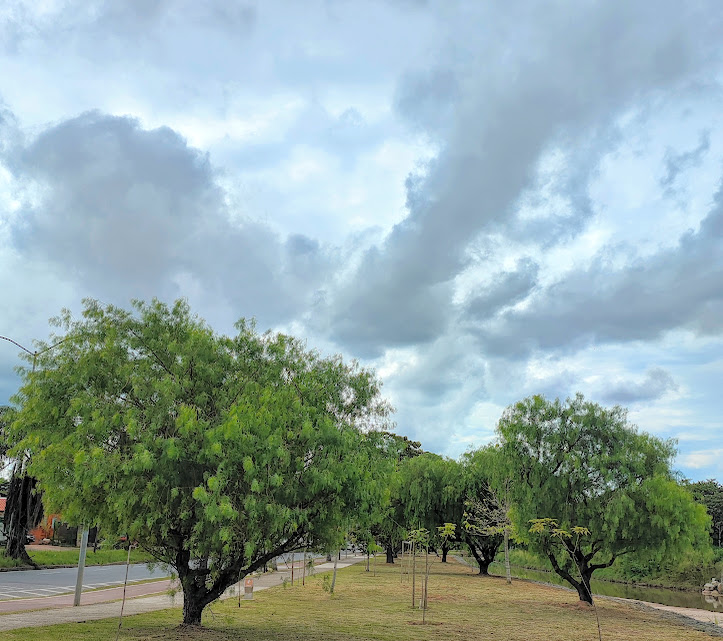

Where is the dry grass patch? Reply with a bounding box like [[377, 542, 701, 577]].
[[2, 557, 720, 640]]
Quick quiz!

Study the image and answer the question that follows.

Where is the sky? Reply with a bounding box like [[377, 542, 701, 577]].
[[1, 0, 722, 481]]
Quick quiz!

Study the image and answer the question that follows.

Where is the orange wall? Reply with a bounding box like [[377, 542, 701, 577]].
[[30, 513, 62, 542]]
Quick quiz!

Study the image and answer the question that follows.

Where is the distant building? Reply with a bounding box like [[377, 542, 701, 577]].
[[0, 496, 6, 543]]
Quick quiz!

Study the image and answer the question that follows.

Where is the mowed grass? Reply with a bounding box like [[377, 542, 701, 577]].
[[0, 548, 153, 569], [2, 557, 719, 640]]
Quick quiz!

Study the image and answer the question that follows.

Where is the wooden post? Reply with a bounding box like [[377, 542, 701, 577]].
[[423, 544, 429, 610], [411, 542, 416, 608], [303, 548, 307, 586], [400, 542, 404, 583], [330, 549, 339, 594]]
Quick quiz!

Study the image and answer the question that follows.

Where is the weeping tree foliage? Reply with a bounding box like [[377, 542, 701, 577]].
[[397, 453, 463, 562], [360, 431, 422, 564], [497, 394, 711, 604], [9, 299, 392, 625]]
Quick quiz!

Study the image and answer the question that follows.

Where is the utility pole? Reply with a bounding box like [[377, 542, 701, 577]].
[[74, 526, 89, 606]]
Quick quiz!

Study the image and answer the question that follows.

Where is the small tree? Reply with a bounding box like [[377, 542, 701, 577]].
[[437, 522, 456, 555], [408, 528, 430, 612], [10, 299, 391, 625]]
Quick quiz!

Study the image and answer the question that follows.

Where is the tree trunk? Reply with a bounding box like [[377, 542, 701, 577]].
[[174, 545, 276, 626], [182, 592, 205, 626], [575, 576, 593, 604], [441, 544, 448, 563], [330, 550, 339, 594], [503, 528, 511, 584], [477, 558, 491, 575], [467, 543, 492, 575], [464, 532, 502, 577], [168, 532, 303, 626], [4, 470, 43, 566], [386, 544, 395, 564], [302, 548, 307, 586], [546, 551, 594, 605]]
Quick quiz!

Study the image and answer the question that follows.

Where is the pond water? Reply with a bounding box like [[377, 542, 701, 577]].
[[488, 562, 723, 613]]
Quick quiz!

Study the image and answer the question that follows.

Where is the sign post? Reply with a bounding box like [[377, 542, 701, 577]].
[[244, 577, 254, 600]]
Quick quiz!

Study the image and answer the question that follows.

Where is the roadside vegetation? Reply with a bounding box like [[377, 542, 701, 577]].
[[1, 558, 719, 641], [2, 298, 720, 632], [488, 547, 723, 592], [0, 547, 153, 569]]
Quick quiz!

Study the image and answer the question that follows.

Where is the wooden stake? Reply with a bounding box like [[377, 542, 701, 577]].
[[411, 542, 416, 608]]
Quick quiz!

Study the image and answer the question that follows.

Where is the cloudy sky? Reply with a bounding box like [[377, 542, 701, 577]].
[[1, 0, 722, 481]]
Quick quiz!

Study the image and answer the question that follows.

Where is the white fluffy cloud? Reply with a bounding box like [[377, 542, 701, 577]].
[[1, 0, 723, 481]]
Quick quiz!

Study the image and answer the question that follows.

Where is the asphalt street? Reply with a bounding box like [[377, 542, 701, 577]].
[[0, 563, 170, 600]]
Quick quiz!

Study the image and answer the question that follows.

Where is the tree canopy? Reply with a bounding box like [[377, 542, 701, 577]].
[[9, 299, 392, 625], [350, 430, 422, 564], [396, 453, 463, 562], [496, 393, 710, 603], [461, 447, 507, 576], [687, 479, 723, 547]]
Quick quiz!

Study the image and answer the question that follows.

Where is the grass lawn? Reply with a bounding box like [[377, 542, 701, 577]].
[[0, 548, 154, 569], [2, 556, 719, 640]]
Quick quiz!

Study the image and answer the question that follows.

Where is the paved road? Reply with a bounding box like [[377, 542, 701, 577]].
[[0, 578, 174, 613], [0, 563, 170, 600], [0, 555, 366, 631]]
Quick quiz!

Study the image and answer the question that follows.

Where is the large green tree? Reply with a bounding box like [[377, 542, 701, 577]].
[[397, 453, 463, 562], [359, 431, 422, 564], [10, 299, 391, 625], [496, 393, 710, 604]]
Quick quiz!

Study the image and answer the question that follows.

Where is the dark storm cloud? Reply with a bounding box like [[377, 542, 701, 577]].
[[12, 111, 221, 295], [324, 0, 722, 355], [600, 367, 679, 404], [479, 182, 723, 358], [9, 111, 336, 326]]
